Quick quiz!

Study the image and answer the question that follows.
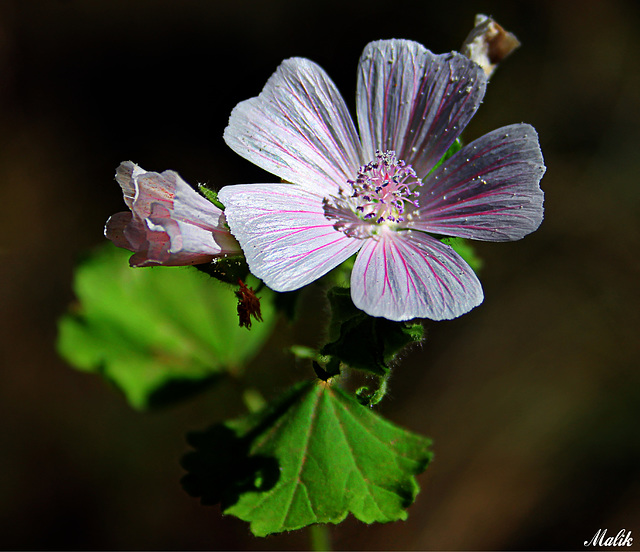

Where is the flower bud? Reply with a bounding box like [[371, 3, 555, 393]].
[[105, 161, 241, 267]]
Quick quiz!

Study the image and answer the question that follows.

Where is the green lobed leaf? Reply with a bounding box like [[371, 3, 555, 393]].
[[57, 243, 277, 409], [428, 137, 462, 176], [320, 287, 424, 375], [441, 237, 484, 273], [181, 380, 433, 536]]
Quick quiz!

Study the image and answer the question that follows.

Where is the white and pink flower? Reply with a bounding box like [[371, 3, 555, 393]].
[[218, 39, 545, 322], [105, 161, 241, 267]]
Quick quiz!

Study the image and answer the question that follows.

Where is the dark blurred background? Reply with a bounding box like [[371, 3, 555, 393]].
[[1, 0, 639, 549]]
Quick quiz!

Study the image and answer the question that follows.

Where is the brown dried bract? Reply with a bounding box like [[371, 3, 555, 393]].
[[461, 14, 521, 78], [236, 280, 263, 329]]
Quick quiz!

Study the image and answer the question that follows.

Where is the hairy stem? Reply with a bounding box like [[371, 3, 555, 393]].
[[309, 523, 331, 551]]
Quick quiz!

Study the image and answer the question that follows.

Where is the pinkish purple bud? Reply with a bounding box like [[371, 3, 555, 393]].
[[105, 161, 241, 267]]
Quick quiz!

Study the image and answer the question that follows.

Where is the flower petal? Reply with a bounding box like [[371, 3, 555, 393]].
[[218, 184, 362, 291], [357, 39, 486, 175], [115, 161, 146, 210], [144, 215, 229, 267], [105, 212, 142, 249], [224, 58, 362, 196], [107, 162, 242, 266], [351, 228, 483, 321], [409, 124, 545, 241]]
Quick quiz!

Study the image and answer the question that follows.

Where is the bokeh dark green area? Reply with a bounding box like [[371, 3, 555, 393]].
[[57, 244, 277, 409], [1, 0, 639, 550]]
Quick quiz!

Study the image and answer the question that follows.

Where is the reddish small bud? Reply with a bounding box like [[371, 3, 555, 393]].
[[235, 280, 263, 329]]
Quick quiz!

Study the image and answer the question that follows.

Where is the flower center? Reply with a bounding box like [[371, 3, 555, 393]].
[[348, 150, 421, 224], [323, 151, 421, 239]]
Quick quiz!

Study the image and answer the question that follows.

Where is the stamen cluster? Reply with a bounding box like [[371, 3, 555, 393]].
[[349, 151, 421, 224]]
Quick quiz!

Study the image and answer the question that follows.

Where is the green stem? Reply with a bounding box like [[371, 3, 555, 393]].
[[370, 371, 390, 406], [309, 523, 331, 551], [356, 370, 392, 407]]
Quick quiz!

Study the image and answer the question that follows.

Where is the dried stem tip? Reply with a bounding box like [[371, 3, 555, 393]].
[[461, 14, 521, 78]]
